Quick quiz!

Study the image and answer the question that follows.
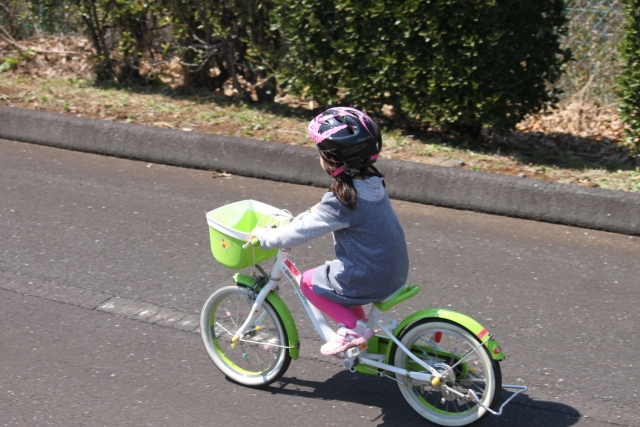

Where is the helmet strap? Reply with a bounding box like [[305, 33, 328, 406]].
[[330, 165, 346, 177], [320, 150, 374, 179]]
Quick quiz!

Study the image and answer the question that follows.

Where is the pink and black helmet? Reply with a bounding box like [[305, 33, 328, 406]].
[[307, 107, 382, 177]]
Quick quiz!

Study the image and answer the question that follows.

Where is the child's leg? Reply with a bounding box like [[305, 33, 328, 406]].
[[299, 269, 359, 329]]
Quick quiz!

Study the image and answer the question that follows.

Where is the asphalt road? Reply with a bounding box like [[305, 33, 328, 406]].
[[1, 138, 638, 427]]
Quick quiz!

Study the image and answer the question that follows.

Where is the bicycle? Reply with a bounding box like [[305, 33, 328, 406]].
[[201, 200, 527, 426]]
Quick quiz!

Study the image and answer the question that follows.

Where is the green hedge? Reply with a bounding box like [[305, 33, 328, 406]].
[[617, 0, 640, 154], [274, 0, 570, 133]]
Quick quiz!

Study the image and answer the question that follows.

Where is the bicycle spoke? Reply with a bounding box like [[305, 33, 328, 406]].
[[223, 306, 239, 328]]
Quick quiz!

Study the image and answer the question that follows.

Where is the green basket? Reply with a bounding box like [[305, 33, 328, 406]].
[[206, 200, 290, 270]]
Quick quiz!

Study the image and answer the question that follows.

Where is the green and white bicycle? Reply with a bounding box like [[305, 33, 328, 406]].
[[201, 200, 527, 426]]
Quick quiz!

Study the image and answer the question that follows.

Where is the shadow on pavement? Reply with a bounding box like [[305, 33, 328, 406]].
[[259, 370, 581, 427]]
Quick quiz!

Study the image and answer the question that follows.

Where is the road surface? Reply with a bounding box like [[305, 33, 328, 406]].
[[1, 138, 638, 426]]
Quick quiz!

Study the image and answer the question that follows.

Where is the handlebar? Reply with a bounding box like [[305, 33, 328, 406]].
[[242, 237, 260, 250]]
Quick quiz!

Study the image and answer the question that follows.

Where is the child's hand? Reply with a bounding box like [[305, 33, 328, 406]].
[[248, 226, 265, 243]]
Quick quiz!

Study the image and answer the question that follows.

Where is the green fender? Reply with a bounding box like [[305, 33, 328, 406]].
[[233, 273, 300, 360], [385, 308, 505, 363]]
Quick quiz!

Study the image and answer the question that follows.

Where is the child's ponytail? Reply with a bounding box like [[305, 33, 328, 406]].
[[330, 174, 358, 210]]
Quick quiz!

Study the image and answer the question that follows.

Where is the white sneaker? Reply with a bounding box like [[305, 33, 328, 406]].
[[320, 321, 375, 356]]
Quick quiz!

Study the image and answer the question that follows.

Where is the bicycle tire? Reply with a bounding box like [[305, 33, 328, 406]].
[[200, 282, 292, 387], [393, 319, 502, 426]]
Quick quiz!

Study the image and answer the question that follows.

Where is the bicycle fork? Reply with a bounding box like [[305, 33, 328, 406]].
[[230, 273, 281, 346]]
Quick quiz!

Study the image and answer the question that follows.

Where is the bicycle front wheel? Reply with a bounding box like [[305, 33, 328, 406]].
[[393, 320, 502, 426], [200, 282, 292, 387]]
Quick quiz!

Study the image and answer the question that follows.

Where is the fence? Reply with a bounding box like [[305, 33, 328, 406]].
[[559, 0, 624, 104], [0, 0, 78, 40]]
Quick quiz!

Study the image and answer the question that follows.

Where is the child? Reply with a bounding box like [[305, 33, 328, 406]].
[[252, 107, 409, 356]]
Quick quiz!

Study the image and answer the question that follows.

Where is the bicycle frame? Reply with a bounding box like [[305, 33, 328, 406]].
[[232, 248, 474, 387]]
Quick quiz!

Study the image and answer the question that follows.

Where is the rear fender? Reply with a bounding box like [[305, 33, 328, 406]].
[[385, 308, 505, 363], [233, 273, 300, 360]]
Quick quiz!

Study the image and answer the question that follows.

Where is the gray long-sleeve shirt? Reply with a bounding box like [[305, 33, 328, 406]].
[[256, 176, 409, 307]]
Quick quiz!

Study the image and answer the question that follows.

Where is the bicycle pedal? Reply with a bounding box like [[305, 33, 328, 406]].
[[344, 346, 363, 359]]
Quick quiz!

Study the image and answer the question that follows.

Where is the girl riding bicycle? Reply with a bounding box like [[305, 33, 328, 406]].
[[252, 107, 409, 356]]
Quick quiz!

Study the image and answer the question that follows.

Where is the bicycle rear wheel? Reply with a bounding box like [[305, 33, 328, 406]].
[[393, 320, 502, 426], [200, 282, 291, 387]]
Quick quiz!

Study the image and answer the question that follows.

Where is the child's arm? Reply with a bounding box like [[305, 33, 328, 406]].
[[253, 194, 348, 249], [254, 208, 347, 249]]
